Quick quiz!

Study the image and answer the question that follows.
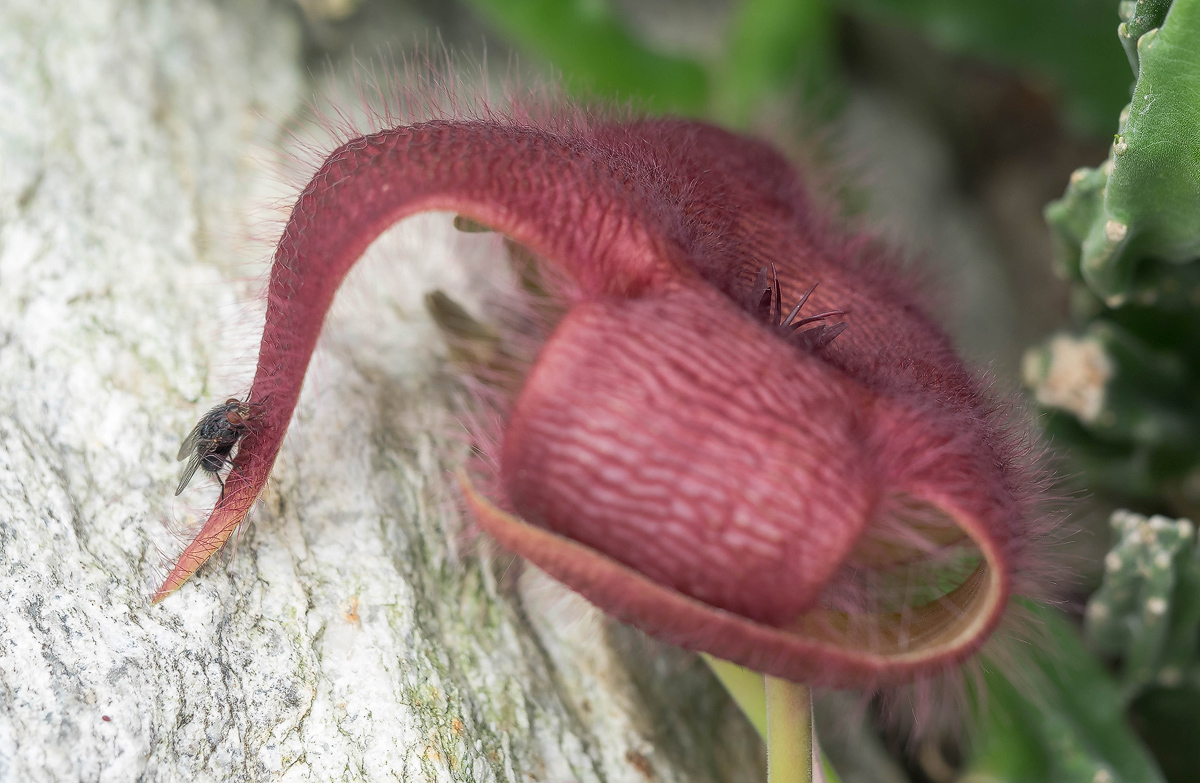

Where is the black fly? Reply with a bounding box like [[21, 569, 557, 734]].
[[176, 398, 254, 497]]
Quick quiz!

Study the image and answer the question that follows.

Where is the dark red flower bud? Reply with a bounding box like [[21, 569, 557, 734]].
[[157, 114, 1042, 690]]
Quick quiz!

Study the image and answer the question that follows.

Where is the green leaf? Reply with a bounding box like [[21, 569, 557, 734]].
[[961, 604, 1165, 783]]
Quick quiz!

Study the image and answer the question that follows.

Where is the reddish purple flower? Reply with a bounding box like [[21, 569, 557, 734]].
[[156, 114, 1042, 689]]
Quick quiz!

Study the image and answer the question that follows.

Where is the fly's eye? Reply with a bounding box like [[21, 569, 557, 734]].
[[225, 410, 244, 425]]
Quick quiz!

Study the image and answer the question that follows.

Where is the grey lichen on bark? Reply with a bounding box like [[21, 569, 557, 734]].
[[0, 1, 763, 781]]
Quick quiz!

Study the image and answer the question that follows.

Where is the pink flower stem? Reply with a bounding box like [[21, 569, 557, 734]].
[[153, 120, 681, 602]]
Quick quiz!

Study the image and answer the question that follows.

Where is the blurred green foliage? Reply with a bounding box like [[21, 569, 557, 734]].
[[462, 0, 1130, 134], [458, 0, 709, 114], [834, 0, 1130, 133], [715, 0, 838, 124], [962, 604, 1164, 783], [459, 0, 842, 122]]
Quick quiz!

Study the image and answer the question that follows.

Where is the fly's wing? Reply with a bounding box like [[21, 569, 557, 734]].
[[177, 422, 203, 461], [175, 454, 201, 496]]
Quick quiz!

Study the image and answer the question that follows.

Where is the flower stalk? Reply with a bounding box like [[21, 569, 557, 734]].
[[704, 655, 833, 783], [766, 675, 815, 783]]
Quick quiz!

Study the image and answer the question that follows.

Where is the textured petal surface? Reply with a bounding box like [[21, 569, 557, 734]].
[[503, 287, 876, 625]]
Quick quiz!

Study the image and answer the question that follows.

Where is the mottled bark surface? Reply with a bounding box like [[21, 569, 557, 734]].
[[0, 1, 763, 780]]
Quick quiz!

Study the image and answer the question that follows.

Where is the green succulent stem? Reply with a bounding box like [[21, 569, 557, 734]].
[[703, 655, 838, 783], [1045, 0, 1200, 302], [1031, 0, 1200, 502], [766, 675, 814, 783], [1086, 510, 1200, 702]]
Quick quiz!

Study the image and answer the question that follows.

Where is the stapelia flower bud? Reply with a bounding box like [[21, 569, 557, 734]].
[[158, 113, 1040, 691]]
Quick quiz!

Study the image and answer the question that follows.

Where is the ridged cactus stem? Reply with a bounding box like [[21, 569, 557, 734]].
[[1086, 510, 1200, 701], [1032, 0, 1200, 502], [1047, 0, 1200, 303]]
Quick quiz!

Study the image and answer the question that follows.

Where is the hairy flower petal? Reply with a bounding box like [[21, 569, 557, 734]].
[[158, 113, 1038, 689]]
